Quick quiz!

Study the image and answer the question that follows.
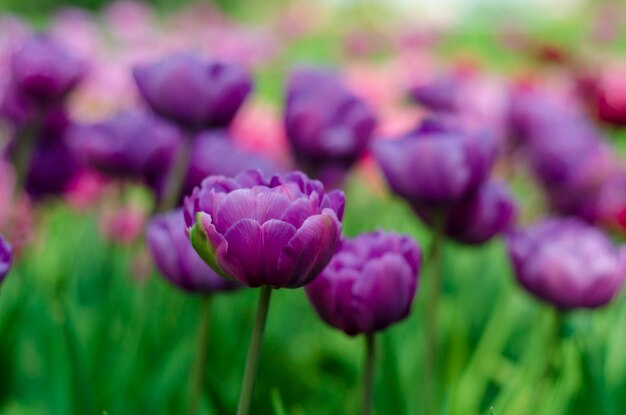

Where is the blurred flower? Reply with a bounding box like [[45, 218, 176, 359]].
[[593, 65, 626, 126], [146, 130, 279, 205], [23, 117, 83, 199], [409, 73, 466, 112], [182, 130, 279, 197], [0, 234, 12, 283], [147, 209, 239, 293], [71, 111, 181, 181], [100, 203, 146, 245], [64, 170, 109, 210], [507, 218, 626, 310], [184, 170, 344, 288], [417, 180, 516, 245], [306, 230, 421, 336], [284, 67, 377, 187], [11, 34, 85, 104], [373, 117, 495, 209], [133, 53, 252, 130]]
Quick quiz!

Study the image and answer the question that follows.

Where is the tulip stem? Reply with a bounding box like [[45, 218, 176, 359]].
[[532, 309, 564, 414], [423, 214, 446, 415], [156, 134, 193, 213], [188, 295, 213, 415], [363, 332, 376, 415], [237, 285, 272, 415]]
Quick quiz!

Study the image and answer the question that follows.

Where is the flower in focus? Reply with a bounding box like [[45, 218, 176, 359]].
[[507, 218, 626, 310], [184, 170, 344, 288], [373, 117, 495, 209], [305, 230, 421, 336], [284, 67, 377, 187], [133, 53, 253, 130], [0, 234, 12, 283], [147, 209, 239, 293], [71, 111, 182, 181], [11, 34, 85, 104]]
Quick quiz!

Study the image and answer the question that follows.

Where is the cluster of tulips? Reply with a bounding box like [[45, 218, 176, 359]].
[[1, 3, 626, 414]]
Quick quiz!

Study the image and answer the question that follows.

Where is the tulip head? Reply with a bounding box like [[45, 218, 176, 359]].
[[306, 231, 421, 336]]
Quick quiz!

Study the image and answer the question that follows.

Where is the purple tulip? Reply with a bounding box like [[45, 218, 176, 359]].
[[146, 130, 279, 205], [11, 34, 85, 104], [133, 53, 253, 130], [305, 231, 421, 336], [0, 234, 12, 284], [284, 67, 377, 185], [71, 111, 182, 181], [147, 209, 239, 293], [416, 180, 516, 245], [184, 170, 344, 288], [373, 117, 495, 209], [26, 133, 82, 199], [507, 218, 626, 310], [409, 74, 465, 112]]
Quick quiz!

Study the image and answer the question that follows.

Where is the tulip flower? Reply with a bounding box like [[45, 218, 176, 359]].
[[185, 169, 344, 415], [71, 111, 181, 181], [416, 180, 516, 245], [507, 218, 626, 310], [373, 118, 496, 210], [284, 67, 377, 187], [0, 234, 12, 285], [133, 53, 253, 131], [147, 209, 239, 293], [306, 230, 421, 414], [11, 34, 85, 104]]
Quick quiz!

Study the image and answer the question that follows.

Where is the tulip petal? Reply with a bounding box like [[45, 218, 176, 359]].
[[278, 209, 341, 287], [223, 218, 262, 287], [260, 219, 297, 287]]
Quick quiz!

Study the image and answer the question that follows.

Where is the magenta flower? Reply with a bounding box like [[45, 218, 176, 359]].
[[184, 170, 344, 288], [306, 231, 421, 336], [147, 209, 239, 293], [71, 111, 181, 181], [373, 118, 495, 209], [507, 218, 626, 310], [0, 234, 12, 284], [416, 180, 516, 245], [11, 34, 85, 104], [284, 67, 377, 186], [133, 53, 253, 130]]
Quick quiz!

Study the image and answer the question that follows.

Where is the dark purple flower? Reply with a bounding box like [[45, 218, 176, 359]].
[[306, 231, 421, 336], [182, 131, 279, 198], [409, 74, 465, 112], [0, 234, 12, 284], [147, 209, 239, 293], [70, 111, 182, 181], [507, 218, 626, 310], [133, 53, 253, 130], [184, 170, 344, 288], [284, 67, 377, 184], [146, 130, 279, 205], [373, 117, 495, 209], [26, 135, 82, 199], [417, 180, 516, 245], [11, 34, 85, 103]]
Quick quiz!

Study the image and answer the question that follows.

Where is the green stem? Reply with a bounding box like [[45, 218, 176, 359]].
[[188, 295, 213, 415], [363, 332, 376, 415], [155, 134, 193, 213], [423, 213, 447, 415], [237, 286, 273, 415], [530, 309, 564, 415]]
